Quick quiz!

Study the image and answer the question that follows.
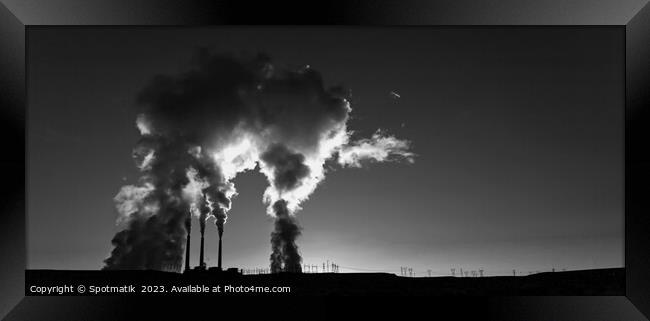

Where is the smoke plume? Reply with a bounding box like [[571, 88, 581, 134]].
[[261, 144, 310, 272], [270, 200, 302, 273], [104, 136, 193, 270], [103, 50, 414, 271]]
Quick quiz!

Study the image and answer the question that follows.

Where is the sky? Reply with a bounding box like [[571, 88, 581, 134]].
[[27, 27, 624, 276]]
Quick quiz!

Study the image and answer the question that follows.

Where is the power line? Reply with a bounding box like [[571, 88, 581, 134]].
[[340, 265, 396, 273], [237, 262, 572, 277]]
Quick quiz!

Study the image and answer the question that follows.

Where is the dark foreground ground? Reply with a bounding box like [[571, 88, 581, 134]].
[[25, 268, 624, 296]]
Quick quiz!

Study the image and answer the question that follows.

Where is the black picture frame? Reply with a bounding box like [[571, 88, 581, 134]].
[[1, 1, 649, 319]]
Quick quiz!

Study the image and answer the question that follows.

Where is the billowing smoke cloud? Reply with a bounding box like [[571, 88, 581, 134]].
[[103, 50, 414, 271], [261, 144, 310, 272], [104, 136, 194, 270], [270, 200, 302, 273], [337, 130, 415, 168]]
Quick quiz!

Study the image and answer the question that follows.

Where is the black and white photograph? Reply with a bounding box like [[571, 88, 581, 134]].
[[3, 0, 650, 319], [25, 27, 624, 295]]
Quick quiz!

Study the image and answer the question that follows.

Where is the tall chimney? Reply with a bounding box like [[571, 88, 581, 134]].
[[218, 235, 223, 270], [217, 220, 223, 271], [184, 216, 191, 272], [199, 232, 205, 269]]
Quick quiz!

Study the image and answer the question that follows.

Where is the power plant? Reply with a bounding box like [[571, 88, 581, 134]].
[[183, 214, 236, 275]]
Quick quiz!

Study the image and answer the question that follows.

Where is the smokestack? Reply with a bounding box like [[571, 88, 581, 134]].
[[218, 234, 223, 270], [215, 219, 224, 270], [199, 232, 205, 269], [184, 216, 191, 272], [197, 193, 208, 270]]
